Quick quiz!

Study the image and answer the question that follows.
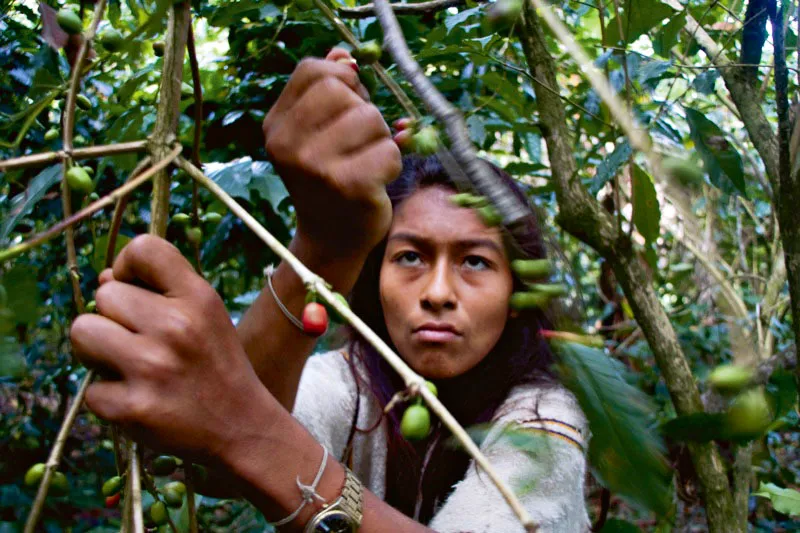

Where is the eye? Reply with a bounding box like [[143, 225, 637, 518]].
[[463, 255, 490, 271], [395, 251, 422, 266]]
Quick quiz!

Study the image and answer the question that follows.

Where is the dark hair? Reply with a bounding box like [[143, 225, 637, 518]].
[[344, 155, 557, 523]]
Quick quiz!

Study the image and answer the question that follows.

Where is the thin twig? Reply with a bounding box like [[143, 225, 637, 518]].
[[0, 150, 179, 263], [373, 0, 531, 231], [23, 373, 93, 533], [130, 442, 145, 533], [0, 141, 149, 172], [338, 0, 467, 19], [187, 24, 205, 274], [176, 156, 539, 533], [105, 157, 153, 268]]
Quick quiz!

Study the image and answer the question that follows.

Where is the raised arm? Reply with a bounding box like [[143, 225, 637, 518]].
[[236, 48, 401, 411]]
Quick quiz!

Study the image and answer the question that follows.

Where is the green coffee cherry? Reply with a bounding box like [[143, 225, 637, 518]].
[[99, 28, 124, 51], [44, 129, 60, 141], [149, 501, 169, 526], [102, 475, 122, 497], [172, 213, 191, 226], [50, 471, 69, 496], [511, 259, 552, 280], [57, 8, 83, 34], [476, 205, 502, 227], [411, 127, 439, 156], [153, 41, 165, 57], [509, 291, 550, 310], [185, 226, 203, 245], [400, 404, 431, 441], [449, 192, 488, 208], [725, 388, 773, 439], [201, 212, 223, 224], [151, 455, 178, 476], [76, 94, 92, 111], [162, 481, 186, 507], [24, 463, 46, 487], [527, 283, 568, 297], [88, 192, 100, 202], [708, 364, 754, 395], [66, 166, 94, 194], [352, 40, 382, 64]]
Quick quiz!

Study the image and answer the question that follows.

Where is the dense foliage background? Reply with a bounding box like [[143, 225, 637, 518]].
[[1, 0, 799, 529]]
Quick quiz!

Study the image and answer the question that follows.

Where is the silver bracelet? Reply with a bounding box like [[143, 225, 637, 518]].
[[272, 445, 330, 527], [265, 265, 305, 332]]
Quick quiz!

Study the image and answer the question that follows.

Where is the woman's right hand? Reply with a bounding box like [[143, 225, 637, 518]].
[[262, 48, 402, 259]]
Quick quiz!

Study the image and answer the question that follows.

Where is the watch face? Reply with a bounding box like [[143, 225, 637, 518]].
[[311, 510, 356, 533]]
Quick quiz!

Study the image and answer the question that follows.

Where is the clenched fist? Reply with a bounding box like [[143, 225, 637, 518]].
[[263, 48, 401, 259]]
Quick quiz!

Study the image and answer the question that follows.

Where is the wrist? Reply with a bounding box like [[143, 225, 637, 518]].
[[219, 396, 349, 531]]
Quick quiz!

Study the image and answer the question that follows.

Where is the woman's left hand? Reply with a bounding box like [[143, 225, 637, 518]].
[[71, 235, 273, 467]]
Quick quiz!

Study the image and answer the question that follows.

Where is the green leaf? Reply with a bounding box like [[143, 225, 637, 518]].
[[0, 165, 62, 243], [604, 0, 677, 46], [660, 412, 729, 442], [599, 518, 643, 533], [766, 370, 798, 425], [692, 70, 720, 95], [590, 140, 631, 195], [0, 336, 26, 380], [753, 482, 800, 516], [632, 165, 660, 244], [552, 341, 672, 515], [92, 234, 132, 274], [653, 14, 684, 57], [205, 158, 288, 211], [1, 265, 40, 325], [685, 107, 747, 197]]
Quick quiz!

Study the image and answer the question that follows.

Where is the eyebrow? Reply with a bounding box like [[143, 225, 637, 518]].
[[387, 232, 504, 255]]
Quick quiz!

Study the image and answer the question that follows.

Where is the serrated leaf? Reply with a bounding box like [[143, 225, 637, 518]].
[[685, 107, 747, 196], [0, 165, 62, 243], [552, 341, 672, 515], [753, 482, 800, 516], [590, 140, 631, 195], [632, 165, 660, 244]]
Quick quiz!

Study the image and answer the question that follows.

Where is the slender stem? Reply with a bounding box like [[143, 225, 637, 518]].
[[0, 141, 149, 172], [0, 151, 179, 263], [130, 442, 145, 533], [176, 156, 539, 532], [187, 24, 204, 274], [105, 157, 153, 268], [311, 0, 421, 119], [23, 372, 93, 533], [338, 0, 467, 19], [373, 0, 531, 231], [139, 471, 180, 533]]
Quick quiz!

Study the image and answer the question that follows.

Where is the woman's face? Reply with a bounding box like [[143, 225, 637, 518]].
[[379, 185, 515, 380]]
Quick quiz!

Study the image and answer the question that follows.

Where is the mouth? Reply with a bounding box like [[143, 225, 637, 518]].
[[412, 323, 461, 343]]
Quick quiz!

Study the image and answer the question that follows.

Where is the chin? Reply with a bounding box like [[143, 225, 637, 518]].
[[403, 346, 461, 379]]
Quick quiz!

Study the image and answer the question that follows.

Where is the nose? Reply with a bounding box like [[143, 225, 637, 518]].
[[420, 259, 456, 312]]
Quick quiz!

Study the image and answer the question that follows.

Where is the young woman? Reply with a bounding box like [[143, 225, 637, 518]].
[[70, 49, 589, 532]]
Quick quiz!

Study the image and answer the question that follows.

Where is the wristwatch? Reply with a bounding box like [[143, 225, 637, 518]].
[[303, 467, 363, 533]]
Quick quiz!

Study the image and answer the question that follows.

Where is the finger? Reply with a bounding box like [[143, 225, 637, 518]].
[[112, 235, 200, 297], [325, 47, 353, 62], [95, 280, 170, 334], [70, 313, 142, 378], [84, 380, 138, 424], [330, 137, 402, 189], [315, 103, 392, 158], [98, 268, 115, 285], [265, 58, 363, 131], [287, 76, 365, 136]]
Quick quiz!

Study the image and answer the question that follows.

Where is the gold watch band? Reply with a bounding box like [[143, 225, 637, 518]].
[[303, 467, 363, 532]]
